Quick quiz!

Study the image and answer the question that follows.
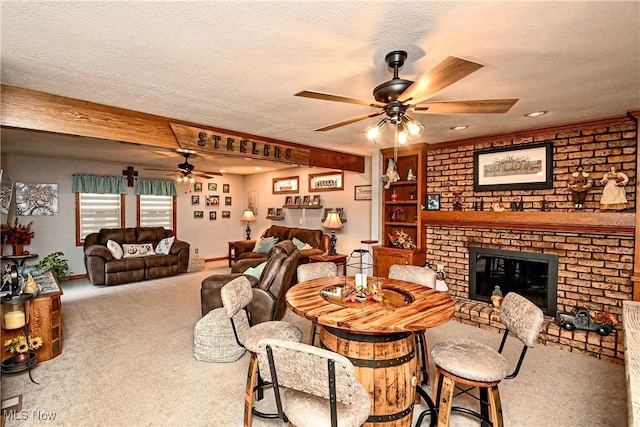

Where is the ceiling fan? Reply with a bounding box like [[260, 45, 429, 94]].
[[295, 50, 518, 143], [144, 151, 223, 180]]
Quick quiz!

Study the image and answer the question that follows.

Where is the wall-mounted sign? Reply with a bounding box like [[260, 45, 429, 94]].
[[170, 123, 310, 165]]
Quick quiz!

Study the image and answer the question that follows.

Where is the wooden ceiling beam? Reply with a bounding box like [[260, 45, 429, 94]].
[[0, 85, 365, 173]]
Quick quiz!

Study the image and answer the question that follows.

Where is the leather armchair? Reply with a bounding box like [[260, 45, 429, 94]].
[[201, 240, 300, 324]]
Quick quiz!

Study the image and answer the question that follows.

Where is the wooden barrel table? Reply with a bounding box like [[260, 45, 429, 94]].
[[286, 276, 455, 427]]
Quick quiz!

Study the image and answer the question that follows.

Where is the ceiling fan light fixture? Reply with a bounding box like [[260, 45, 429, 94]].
[[364, 118, 387, 143], [404, 116, 424, 139], [395, 124, 409, 146]]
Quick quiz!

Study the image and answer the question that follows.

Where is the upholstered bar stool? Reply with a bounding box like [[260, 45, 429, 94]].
[[419, 292, 544, 427], [220, 276, 303, 427], [388, 264, 437, 387], [256, 338, 371, 427], [296, 262, 338, 345]]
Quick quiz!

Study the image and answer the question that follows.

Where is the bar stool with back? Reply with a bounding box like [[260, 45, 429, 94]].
[[417, 292, 544, 427], [220, 276, 303, 426]]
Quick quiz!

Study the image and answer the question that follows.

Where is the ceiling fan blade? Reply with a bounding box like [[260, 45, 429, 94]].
[[192, 170, 223, 178], [315, 110, 385, 132], [295, 90, 386, 108], [399, 57, 484, 105], [412, 99, 519, 114], [144, 167, 177, 172]]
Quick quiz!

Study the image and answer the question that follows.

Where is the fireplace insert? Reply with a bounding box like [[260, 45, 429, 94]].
[[469, 247, 558, 316]]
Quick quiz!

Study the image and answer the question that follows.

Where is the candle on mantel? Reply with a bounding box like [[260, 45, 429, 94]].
[[4, 310, 25, 329]]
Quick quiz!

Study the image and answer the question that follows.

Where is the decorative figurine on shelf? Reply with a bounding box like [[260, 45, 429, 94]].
[[491, 286, 503, 310], [382, 158, 400, 189], [434, 264, 448, 292], [492, 202, 505, 212], [452, 192, 463, 211], [409, 189, 415, 200], [567, 165, 593, 210], [600, 166, 629, 211], [390, 190, 398, 201], [407, 168, 416, 181]]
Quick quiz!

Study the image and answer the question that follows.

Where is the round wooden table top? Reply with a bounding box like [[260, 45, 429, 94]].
[[286, 276, 455, 335]]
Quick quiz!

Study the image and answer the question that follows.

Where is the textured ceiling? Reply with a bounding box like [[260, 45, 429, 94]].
[[1, 1, 639, 174]]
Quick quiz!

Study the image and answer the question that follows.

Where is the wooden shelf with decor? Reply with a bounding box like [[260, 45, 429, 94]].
[[375, 144, 428, 277]]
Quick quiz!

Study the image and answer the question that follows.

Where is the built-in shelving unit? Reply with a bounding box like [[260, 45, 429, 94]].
[[375, 144, 427, 277]]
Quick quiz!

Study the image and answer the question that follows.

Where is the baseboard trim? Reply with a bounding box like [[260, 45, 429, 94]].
[[205, 257, 226, 262]]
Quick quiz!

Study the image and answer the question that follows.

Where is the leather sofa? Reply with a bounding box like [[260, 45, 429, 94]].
[[84, 227, 190, 286], [233, 225, 329, 265], [201, 240, 300, 324]]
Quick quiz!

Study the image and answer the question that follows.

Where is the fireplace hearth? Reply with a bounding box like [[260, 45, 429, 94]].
[[469, 247, 558, 316]]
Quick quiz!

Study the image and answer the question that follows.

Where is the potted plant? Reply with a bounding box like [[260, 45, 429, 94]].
[[1, 219, 35, 256], [36, 252, 71, 283]]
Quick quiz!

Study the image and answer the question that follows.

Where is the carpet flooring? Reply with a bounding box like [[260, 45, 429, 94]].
[[0, 261, 627, 426]]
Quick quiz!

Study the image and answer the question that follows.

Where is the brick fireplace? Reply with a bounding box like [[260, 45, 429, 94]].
[[420, 116, 638, 364]]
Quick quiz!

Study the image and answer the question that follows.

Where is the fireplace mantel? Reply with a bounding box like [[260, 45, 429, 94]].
[[421, 210, 635, 236]]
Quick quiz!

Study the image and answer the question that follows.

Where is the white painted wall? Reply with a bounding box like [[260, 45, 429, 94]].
[[1, 152, 375, 277]]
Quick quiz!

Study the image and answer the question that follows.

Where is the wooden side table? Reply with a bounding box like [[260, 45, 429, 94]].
[[1, 272, 63, 362], [308, 253, 347, 275]]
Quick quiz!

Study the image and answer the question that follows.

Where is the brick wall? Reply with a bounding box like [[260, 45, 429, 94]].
[[424, 118, 638, 363]]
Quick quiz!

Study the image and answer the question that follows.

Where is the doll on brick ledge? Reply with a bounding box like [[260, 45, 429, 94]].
[[567, 165, 593, 210], [600, 166, 629, 211]]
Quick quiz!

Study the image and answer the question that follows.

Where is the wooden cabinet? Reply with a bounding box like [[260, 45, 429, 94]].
[[373, 245, 426, 278], [376, 144, 427, 277]]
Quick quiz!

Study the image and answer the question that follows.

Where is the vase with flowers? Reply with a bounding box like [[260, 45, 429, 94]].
[[1, 219, 35, 256], [4, 333, 43, 363]]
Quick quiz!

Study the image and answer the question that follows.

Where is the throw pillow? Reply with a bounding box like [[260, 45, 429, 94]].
[[253, 237, 279, 254], [155, 236, 175, 255], [106, 239, 123, 260], [122, 243, 155, 258], [292, 237, 307, 250], [300, 243, 313, 250], [244, 262, 267, 279]]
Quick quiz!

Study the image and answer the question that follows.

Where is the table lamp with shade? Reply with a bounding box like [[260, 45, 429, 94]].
[[241, 209, 256, 240], [322, 210, 343, 256]]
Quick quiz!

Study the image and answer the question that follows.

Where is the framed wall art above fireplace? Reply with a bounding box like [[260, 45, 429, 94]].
[[473, 141, 553, 191]]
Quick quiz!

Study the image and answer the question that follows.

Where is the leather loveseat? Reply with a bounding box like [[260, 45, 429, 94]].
[[233, 225, 329, 265], [84, 227, 190, 286]]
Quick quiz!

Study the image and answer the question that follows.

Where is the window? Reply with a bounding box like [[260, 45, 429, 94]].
[[137, 195, 176, 230], [76, 193, 125, 245]]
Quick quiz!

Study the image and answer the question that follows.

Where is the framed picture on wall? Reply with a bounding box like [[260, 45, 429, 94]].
[[309, 171, 344, 192], [209, 211, 217, 220], [194, 210, 204, 219], [473, 141, 553, 191], [272, 176, 299, 194], [354, 185, 372, 201], [225, 196, 232, 206], [223, 184, 230, 193], [208, 183, 217, 191], [191, 195, 200, 205], [194, 182, 202, 192], [427, 194, 440, 211], [206, 195, 219, 206], [222, 211, 231, 219]]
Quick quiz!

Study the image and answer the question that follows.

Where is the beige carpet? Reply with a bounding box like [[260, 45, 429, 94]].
[[1, 261, 627, 426]]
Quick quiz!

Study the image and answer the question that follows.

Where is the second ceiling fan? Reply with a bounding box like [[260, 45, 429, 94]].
[[295, 50, 518, 143], [144, 151, 223, 180]]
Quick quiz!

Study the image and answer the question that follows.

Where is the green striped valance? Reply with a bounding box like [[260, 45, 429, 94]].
[[135, 178, 177, 196], [72, 174, 127, 194]]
